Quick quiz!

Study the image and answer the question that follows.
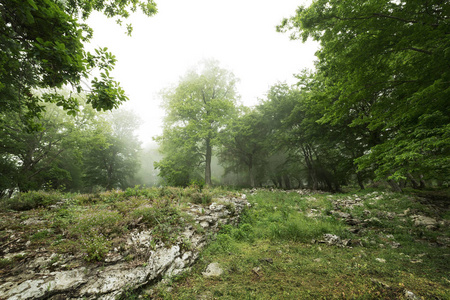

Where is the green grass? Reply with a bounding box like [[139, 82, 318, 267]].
[[1, 187, 449, 298], [0, 186, 231, 263], [143, 189, 450, 300]]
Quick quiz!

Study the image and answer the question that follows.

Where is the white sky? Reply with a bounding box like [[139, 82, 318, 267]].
[[87, 0, 318, 145]]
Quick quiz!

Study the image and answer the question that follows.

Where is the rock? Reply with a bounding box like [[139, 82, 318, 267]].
[[411, 215, 437, 227], [370, 278, 390, 289], [251, 267, 261, 276], [202, 263, 223, 277], [404, 289, 421, 300], [259, 258, 273, 264], [390, 242, 401, 249], [323, 234, 341, 245]]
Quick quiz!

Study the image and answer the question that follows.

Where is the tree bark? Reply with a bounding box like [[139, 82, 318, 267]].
[[283, 174, 291, 190], [248, 155, 255, 187], [407, 173, 420, 189], [205, 138, 212, 186], [387, 179, 402, 192]]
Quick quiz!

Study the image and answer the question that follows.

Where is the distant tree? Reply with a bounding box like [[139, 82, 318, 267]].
[[155, 59, 239, 186], [135, 144, 162, 187], [83, 109, 141, 190], [219, 108, 270, 187], [0, 0, 157, 122], [279, 0, 450, 188]]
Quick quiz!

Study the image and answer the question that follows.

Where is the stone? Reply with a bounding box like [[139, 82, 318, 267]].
[[404, 289, 421, 300], [202, 262, 223, 277], [411, 215, 437, 227]]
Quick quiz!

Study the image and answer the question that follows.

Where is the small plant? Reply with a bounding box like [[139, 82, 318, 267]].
[[81, 234, 111, 262], [3, 190, 63, 211], [31, 229, 51, 241], [0, 258, 12, 269]]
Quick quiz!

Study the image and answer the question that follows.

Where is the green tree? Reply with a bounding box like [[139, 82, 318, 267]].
[[279, 0, 450, 188], [82, 109, 141, 190], [155, 59, 239, 186], [0, 0, 157, 121], [0, 100, 82, 194], [219, 108, 270, 187]]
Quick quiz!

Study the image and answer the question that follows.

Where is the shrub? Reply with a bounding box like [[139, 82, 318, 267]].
[[81, 234, 111, 262], [207, 233, 237, 254], [231, 223, 254, 242], [131, 203, 190, 244], [70, 209, 124, 237], [268, 215, 347, 243], [2, 190, 62, 211], [190, 191, 212, 205]]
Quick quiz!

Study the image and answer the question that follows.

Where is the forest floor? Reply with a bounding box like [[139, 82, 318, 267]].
[[140, 188, 450, 300]]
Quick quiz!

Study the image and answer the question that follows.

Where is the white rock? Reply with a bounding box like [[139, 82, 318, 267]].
[[202, 262, 223, 277]]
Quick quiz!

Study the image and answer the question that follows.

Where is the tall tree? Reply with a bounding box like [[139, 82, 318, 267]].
[[0, 100, 82, 194], [0, 0, 157, 121], [219, 108, 270, 187], [83, 109, 141, 190], [279, 0, 450, 187], [156, 59, 239, 186]]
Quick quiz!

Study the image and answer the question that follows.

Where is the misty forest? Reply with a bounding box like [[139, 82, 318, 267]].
[[1, 0, 449, 299]]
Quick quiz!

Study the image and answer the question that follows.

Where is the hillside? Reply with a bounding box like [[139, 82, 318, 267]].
[[142, 189, 450, 299]]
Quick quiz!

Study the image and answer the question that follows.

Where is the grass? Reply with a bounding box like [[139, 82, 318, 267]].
[[0, 185, 233, 264], [1, 187, 449, 298], [143, 189, 450, 299]]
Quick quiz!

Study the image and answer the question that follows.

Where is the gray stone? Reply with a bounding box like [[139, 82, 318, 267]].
[[411, 215, 437, 227], [202, 262, 223, 277], [404, 289, 421, 300]]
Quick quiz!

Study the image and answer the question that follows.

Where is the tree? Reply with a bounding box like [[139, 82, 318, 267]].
[[156, 59, 239, 186], [0, 0, 157, 121], [0, 100, 82, 194], [279, 0, 450, 187], [0, 93, 141, 195], [219, 108, 270, 187], [82, 109, 141, 190]]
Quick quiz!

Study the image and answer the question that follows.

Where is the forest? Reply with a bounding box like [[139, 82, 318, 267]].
[[1, 0, 448, 196], [1, 1, 449, 299]]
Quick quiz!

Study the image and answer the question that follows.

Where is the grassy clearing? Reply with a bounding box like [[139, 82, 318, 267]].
[[146, 189, 450, 299]]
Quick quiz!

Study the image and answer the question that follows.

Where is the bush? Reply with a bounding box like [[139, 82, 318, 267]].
[[131, 201, 192, 244], [190, 191, 212, 205], [231, 223, 254, 242], [268, 215, 347, 242], [207, 233, 237, 254], [2, 190, 62, 211], [81, 234, 111, 262], [70, 209, 124, 237]]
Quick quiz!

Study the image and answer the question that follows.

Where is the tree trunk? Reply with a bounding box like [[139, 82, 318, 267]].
[[356, 173, 365, 190], [205, 138, 212, 186], [387, 179, 402, 192], [406, 173, 420, 189], [248, 156, 255, 187], [283, 174, 291, 190], [419, 175, 426, 189]]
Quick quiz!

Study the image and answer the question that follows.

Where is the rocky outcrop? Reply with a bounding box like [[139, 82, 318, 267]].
[[0, 196, 249, 300]]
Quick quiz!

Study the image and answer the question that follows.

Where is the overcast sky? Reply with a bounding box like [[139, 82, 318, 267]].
[[87, 0, 318, 145]]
